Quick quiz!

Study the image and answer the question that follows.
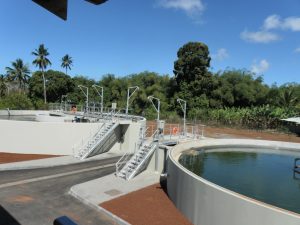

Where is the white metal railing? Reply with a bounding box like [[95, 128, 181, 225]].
[[146, 123, 206, 140], [126, 139, 157, 180], [116, 152, 132, 175], [73, 123, 105, 158], [73, 121, 117, 159], [116, 129, 158, 180]]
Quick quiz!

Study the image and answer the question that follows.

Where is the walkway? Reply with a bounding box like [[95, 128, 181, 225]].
[[0, 157, 120, 225]]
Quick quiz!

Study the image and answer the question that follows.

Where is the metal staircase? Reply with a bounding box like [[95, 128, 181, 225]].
[[116, 130, 158, 180], [73, 121, 119, 159]]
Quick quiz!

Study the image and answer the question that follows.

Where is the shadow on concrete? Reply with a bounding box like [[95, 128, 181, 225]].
[[159, 176, 168, 197], [0, 205, 21, 225]]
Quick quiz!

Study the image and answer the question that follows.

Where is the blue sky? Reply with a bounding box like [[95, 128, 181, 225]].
[[0, 0, 300, 85]]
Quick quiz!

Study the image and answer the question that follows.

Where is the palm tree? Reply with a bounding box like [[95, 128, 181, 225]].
[[5, 59, 30, 92], [0, 74, 8, 97], [279, 88, 298, 108], [32, 44, 51, 103], [61, 54, 73, 75]]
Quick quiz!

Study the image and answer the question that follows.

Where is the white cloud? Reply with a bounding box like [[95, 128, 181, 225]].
[[295, 47, 300, 53], [157, 0, 205, 15], [251, 59, 270, 74], [263, 15, 281, 30], [212, 48, 229, 61], [241, 30, 280, 43], [263, 14, 300, 31], [241, 14, 300, 43], [283, 17, 300, 31]]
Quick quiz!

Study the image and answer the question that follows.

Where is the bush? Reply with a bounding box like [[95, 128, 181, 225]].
[[189, 106, 298, 130], [0, 92, 34, 110]]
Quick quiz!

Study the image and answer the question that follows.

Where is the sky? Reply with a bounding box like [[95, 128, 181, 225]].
[[0, 0, 300, 85]]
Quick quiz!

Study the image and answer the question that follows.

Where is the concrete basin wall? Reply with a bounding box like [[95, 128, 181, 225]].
[[167, 139, 300, 225], [0, 116, 143, 156], [0, 119, 101, 155]]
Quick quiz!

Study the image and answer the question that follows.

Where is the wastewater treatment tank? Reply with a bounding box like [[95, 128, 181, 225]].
[[167, 139, 300, 225], [179, 147, 300, 214]]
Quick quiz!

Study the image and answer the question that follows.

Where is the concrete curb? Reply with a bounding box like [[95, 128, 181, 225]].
[[69, 187, 130, 225]]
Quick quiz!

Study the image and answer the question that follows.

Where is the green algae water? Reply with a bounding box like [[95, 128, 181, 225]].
[[179, 148, 300, 214]]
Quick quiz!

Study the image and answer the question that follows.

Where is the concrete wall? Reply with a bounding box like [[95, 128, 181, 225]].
[[167, 139, 300, 225], [0, 120, 101, 155], [0, 119, 142, 156]]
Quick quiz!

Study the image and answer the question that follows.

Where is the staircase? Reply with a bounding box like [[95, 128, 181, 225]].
[[116, 130, 158, 180], [73, 121, 119, 159]]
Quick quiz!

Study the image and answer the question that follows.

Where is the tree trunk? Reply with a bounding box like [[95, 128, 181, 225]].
[[42, 69, 47, 104]]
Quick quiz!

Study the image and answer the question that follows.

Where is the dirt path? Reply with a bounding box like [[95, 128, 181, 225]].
[[101, 183, 192, 225], [147, 121, 300, 143], [0, 152, 60, 164]]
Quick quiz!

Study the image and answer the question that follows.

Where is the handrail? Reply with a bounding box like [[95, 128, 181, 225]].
[[116, 152, 131, 175], [126, 142, 157, 180], [81, 122, 117, 158]]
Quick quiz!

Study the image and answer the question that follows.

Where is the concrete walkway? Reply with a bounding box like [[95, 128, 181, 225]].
[[0, 151, 122, 171], [70, 171, 161, 224]]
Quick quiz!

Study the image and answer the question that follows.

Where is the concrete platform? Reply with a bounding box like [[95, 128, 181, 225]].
[[69, 171, 160, 224]]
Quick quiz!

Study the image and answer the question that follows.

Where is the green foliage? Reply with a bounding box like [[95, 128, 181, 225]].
[[174, 42, 211, 84], [5, 59, 31, 91], [32, 44, 52, 103], [191, 106, 298, 130], [0, 75, 8, 97], [32, 44, 52, 70], [29, 70, 75, 102], [61, 54, 73, 75], [1, 40, 300, 133], [212, 70, 269, 107], [0, 92, 33, 110]]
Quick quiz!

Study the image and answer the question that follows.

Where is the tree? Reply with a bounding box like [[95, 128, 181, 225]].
[[0, 74, 8, 97], [5, 59, 30, 92], [29, 70, 75, 102], [173, 42, 214, 110], [279, 88, 298, 108], [32, 44, 51, 103], [61, 54, 73, 75], [0, 92, 33, 110], [174, 42, 211, 84]]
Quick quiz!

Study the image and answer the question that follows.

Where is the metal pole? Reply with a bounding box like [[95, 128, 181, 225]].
[[101, 87, 103, 114], [126, 88, 130, 115], [86, 88, 89, 112], [78, 85, 89, 113], [92, 85, 104, 114], [126, 86, 139, 116], [177, 98, 187, 137]]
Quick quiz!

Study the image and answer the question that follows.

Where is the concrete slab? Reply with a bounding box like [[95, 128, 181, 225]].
[[70, 171, 160, 205], [69, 171, 160, 224], [0, 151, 122, 171]]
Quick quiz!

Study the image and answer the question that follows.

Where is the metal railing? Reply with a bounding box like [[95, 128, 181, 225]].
[[73, 121, 119, 159], [72, 123, 105, 158], [115, 152, 132, 175], [146, 123, 206, 140]]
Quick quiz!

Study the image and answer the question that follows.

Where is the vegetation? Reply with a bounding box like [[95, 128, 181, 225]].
[[5, 59, 30, 92], [32, 44, 52, 104], [0, 75, 8, 97], [0, 41, 299, 131], [61, 54, 73, 75]]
